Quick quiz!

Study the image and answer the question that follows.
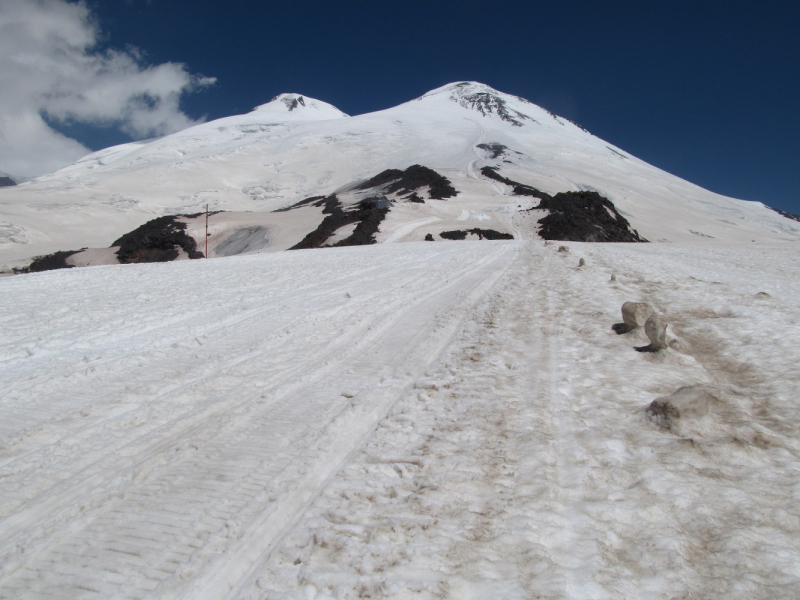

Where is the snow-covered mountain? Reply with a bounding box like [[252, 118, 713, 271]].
[[1, 82, 798, 270], [3, 84, 800, 598]]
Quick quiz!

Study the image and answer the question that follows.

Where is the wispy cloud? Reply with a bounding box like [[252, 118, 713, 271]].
[[0, 0, 215, 179]]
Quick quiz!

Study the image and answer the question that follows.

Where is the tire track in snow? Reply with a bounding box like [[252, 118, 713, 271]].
[[167, 242, 517, 600], [540, 281, 607, 600], [0, 252, 479, 582], [0, 256, 423, 403], [0, 242, 517, 599], [0, 253, 434, 477]]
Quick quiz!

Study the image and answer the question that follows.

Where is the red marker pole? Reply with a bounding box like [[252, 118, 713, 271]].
[[205, 204, 209, 258]]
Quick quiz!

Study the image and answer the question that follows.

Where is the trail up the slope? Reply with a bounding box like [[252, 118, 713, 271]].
[[1, 240, 799, 599]]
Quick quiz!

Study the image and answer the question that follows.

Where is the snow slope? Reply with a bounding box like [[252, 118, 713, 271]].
[[1, 83, 798, 268], [1, 240, 799, 599]]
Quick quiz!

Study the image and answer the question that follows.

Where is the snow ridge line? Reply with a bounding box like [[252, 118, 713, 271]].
[[168, 243, 519, 600], [0, 253, 489, 581]]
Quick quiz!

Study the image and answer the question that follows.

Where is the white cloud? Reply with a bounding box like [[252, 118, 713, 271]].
[[0, 0, 215, 179]]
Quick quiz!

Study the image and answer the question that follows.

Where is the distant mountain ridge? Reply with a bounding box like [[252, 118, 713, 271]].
[[1, 82, 798, 271]]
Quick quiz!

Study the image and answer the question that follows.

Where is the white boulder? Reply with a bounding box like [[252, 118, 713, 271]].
[[621, 302, 654, 329], [646, 386, 714, 432], [644, 314, 668, 350]]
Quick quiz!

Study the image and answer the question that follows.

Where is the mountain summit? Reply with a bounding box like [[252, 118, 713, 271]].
[[1, 82, 798, 270]]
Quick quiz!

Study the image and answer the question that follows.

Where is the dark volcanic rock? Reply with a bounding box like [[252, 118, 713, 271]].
[[288, 194, 390, 250], [439, 230, 468, 240], [281, 165, 459, 250], [537, 191, 646, 243], [468, 228, 514, 240], [450, 88, 536, 127], [356, 165, 458, 200], [770, 207, 800, 223], [274, 195, 327, 212], [481, 167, 645, 242], [476, 143, 508, 159], [281, 95, 305, 111], [0, 176, 16, 187], [480, 167, 550, 198], [27, 249, 83, 273], [113, 215, 204, 263], [440, 229, 513, 241]]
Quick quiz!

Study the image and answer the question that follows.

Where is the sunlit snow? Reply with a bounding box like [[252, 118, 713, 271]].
[[1, 239, 799, 598], [1, 82, 799, 599]]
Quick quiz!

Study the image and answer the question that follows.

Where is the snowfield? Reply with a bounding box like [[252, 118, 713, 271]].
[[2, 240, 799, 599]]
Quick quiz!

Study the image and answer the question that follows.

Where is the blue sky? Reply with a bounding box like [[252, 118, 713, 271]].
[[5, 0, 800, 214]]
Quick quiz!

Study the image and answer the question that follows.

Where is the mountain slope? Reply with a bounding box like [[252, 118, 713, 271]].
[[1, 82, 798, 268]]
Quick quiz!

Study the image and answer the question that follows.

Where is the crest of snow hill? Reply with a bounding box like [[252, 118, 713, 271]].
[[3, 82, 799, 273]]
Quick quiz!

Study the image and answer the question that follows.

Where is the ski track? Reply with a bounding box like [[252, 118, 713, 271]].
[[2, 241, 800, 599], [237, 242, 800, 600], [0, 241, 515, 599]]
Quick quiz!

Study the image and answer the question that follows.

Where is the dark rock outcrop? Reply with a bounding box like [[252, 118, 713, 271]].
[[770, 207, 800, 223], [287, 195, 389, 250], [537, 191, 646, 243], [439, 229, 513, 241], [480, 166, 550, 198], [26, 249, 83, 273], [113, 215, 204, 263], [0, 176, 16, 187], [476, 143, 509, 159], [449, 86, 536, 127], [356, 165, 458, 200]]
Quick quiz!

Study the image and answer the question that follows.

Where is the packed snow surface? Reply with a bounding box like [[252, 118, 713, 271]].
[[2, 240, 799, 599]]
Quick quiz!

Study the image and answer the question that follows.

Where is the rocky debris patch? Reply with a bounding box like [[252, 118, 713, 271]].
[[356, 164, 458, 200], [439, 228, 513, 241], [288, 195, 389, 250], [113, 215, 204, 264]]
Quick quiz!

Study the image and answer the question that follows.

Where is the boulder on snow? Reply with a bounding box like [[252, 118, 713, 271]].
[[623, 302, 654, 329], [612, 301, 653, 334], [646, 386, 713, 432], [558, 245, 570, 253], [644, 314, 668, 349], [578, 257, 586, 267]]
